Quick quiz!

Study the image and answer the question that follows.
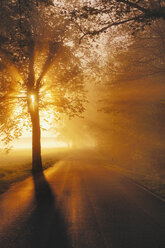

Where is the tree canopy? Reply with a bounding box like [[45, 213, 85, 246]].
[[0, 0, 86, 170], [71, 0, 165, 39]]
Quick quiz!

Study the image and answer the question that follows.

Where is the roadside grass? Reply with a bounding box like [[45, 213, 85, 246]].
[[0, 148, 68, 195], [106, 164, 165, 199]]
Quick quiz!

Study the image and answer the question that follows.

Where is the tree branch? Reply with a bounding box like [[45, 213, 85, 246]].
[[36, 41, 60, 90], [116, 0, 149, 14], [80, 15, 143, 42]]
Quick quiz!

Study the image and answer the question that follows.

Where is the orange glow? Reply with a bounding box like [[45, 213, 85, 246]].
[[13, 137, 68, 149], [29, 94, 36, 112], [10, 90, 67, 148], [30, 94, 35, 104]]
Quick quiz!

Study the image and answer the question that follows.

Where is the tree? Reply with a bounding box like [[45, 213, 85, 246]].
[[0, 0, 86, 172], [71, 0, 165, 39], [102, 20, 165, 88]]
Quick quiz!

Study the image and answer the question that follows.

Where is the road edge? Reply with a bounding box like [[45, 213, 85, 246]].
[[105, 165, 165, 203]]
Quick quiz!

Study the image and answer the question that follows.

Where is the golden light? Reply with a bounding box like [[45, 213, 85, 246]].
[[30, 94, 35, 104], [29, 94, 36, 112], [9, 87, 68, 149]]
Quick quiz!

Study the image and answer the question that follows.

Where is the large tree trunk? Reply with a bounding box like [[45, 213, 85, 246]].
[[27, 39, 42, 173], [30, 105, 42, 173]]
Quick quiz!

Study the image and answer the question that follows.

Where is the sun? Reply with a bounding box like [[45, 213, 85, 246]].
[[30, 94, 35, 104], [13, 90, 59, 134]]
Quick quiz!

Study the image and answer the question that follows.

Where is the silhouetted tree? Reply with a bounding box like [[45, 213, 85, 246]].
[[0, 0, 86, 172]]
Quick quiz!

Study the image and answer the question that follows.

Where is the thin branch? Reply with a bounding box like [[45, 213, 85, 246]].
[[79, 15, 143, 42]]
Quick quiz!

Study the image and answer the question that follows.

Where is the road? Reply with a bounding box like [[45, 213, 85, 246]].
[[0, 153, 165, 248]]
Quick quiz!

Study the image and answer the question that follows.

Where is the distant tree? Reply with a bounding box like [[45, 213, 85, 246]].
[[0, 0, 86, 172], [102, 21, 165, 88]]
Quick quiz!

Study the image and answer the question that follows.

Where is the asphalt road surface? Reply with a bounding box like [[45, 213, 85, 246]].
[[0, 153, 165, 248]]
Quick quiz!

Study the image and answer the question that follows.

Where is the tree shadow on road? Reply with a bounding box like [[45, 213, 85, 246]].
[[26, 170, 72, 248], [0, 170, 72, 248]]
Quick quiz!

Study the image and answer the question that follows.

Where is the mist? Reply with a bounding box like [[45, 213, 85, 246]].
[[55, 24, 165, 180], [58, 75, 165, 178]]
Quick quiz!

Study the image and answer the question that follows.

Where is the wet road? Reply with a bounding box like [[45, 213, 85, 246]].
[[0, 154, 165, 248]]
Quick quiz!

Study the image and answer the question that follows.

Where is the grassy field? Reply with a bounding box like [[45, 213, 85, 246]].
[[0, 148, 68, 195]]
